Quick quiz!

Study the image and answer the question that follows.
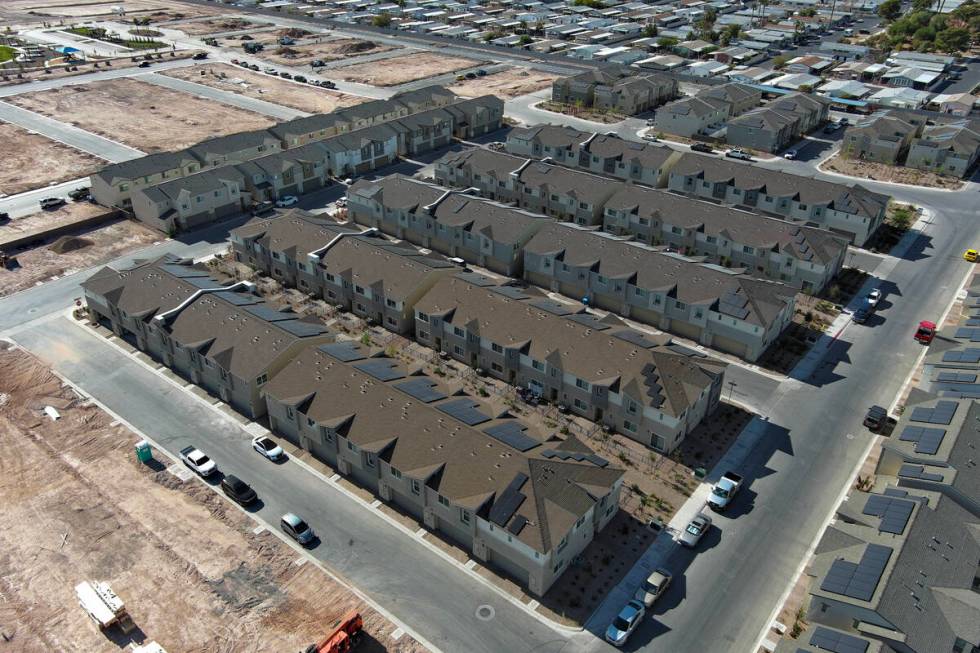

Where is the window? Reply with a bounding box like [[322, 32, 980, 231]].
[[532, 360, 545, 372], [575, 378, 590, 391], [321, 426, 333, 443], [556, 536, 568, 553], [366, 454, 376, 468], [675, 300, 686, 310], [742, 245, 755, 255], [454, 345, 465, 356], [624, 419, 638, 433], [417, 311, 429, 323], [411, 479, 421, 495], [307, 417, 315, 427], [256, 373, 268, 386], [390, 466, 402, 479], [354, 285, 365, 295], [573, 397, 588, 410], [491, 343, 503, 354], [491, 362, 503, 373], [438, 494, 450, 507], [575, 516, 585, 528], [453, 326, 465, 337], [460, 509, 471, 524], [386, 298, 397, 308]]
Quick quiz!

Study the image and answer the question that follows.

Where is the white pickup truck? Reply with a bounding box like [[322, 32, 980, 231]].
[[707, 471, 743, 511], [179, 445, 217, 477]]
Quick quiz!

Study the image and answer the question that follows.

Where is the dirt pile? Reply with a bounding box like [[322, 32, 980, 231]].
[[49, 235, 93, 254], [279, 28, 311, 38], [335, 41, 377, 54]]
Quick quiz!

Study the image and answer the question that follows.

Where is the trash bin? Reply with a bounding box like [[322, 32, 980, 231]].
[[694, 466, 707, 479], [135, 440, 153, 463]]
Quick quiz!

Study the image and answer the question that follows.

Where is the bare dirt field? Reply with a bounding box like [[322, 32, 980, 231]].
[[0, 0, 219, 24], [821, 153, 964, 189], [0, 122, 104, 196], [163, 63, 367, 114], [448, 68, 558, 100], [333, 52, 482, 87], [5, 78, 275, 153], [251, 37, 400, 68], [174, 16, 270, 35], [0, 344, 428, 653], [0, 216, 160, 297]]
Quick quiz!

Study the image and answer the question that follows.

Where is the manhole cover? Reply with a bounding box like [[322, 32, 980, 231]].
[[475, 605, 495, 621]]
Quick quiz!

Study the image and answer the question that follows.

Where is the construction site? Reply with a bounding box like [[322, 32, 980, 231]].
[[0, 344, 427, 653]]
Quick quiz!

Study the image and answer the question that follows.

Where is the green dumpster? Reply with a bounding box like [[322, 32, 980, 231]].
[[694, 466, 707, 479], [135, 440, 153, 463]]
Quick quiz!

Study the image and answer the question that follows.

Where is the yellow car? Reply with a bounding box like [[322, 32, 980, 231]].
[[965, 249, 978, 262]]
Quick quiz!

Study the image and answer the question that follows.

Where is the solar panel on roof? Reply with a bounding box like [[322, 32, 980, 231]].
[[529, 299, 576, 316], [353, 359, 406, 381], [566, 313, 610, 329], [437, 398, 490, 426], [937, 371, 978, 383], [160, 263, 211, 278], [488, 472, 528, 527], [244, 304, 296, 322], [809, 626, 870, 653], [883, 488, 908, 498], [820, 544, 892, 601], [490, 286, 530, 300], [898, 464, 944, 482], [899, 425, 947, 454], [613, 329, 659, 349], [319, 341, 366, 362], [666, 343, 706, 358], [483, 422, 538, 452], [455, 272, 495, 287], [955, 327, 980, 342], [507, 515, 528, 536], [395, 377, 446, 403], [278, 319, 329, 337], [942, 348, 980, 363], [862, 495, 914, 535], [718, 291, 750, 319], [965, 318, 980, 327], [212, 290, 260, 305], [909, 400, 958, 425]]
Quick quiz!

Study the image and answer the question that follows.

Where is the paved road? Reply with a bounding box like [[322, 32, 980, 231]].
[[0, 58, 197, 99], [142, 71, 309, 120], [0, 100, 144, 162], [10, 315, 580, 653], [0, 178, 87, 218]]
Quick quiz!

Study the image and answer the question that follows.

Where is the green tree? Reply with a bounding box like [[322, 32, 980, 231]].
[[911, 0, 935, 11], [799, 7, 817, 16], [372, 11, 392, 27], [878, 0, 902, 20], [657, 36, 679, 48], [644, 23, 658, 38], [771, 53, 790, 68], [935, 26, 970, 52], [719, 23, 741, 46]]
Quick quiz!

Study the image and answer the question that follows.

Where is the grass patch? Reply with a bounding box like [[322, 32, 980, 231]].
[[67, 26, 166, 50], [0, 45, 15, 63]]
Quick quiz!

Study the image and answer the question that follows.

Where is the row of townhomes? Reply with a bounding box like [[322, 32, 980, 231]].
[[842, 110, 980, 179], [654, 82, 763, 139], [227, 209, 727, 453], [80, 254, 626, 597], [503, 124, 888, 245], [347, 174, 797, 362], [550, 65, 678, 115], [90, 86, 503, 232], [774, 277, 980, 653], [436, 140, 848, 291]]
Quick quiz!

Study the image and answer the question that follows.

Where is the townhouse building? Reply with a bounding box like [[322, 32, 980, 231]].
[[842, 112, 919, 165], [413, 273, 726, 452], [347, 174, 551, 276], [189, 129, 284, 169], [653, 95, 731, 137], [90, 150, 205, 211], [906, 121, 980, 179], [726, 92, 829, 153], [234, 141, 335, 203], [81, 255, 334, 419], [129, 166, 247, 233], [263, 340, 624, 595], [522, 223, 797, 361], [551, 65, 677, 115], [230, 211, 458, 333], [602, 185, 847, 292], [667, 153, 889, 245]]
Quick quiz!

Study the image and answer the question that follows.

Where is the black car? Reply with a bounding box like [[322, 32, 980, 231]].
[[863, 405, 887, 431], [221, 475, 257, 505], [0, 212, 9, 223], [68, 187, 91, 201], [279, 71, 292, 79], [852, 307, 871, 324], [465, 71, 477, 79], [250, 201, 274, 217], [476, 69, 487, 76], [293, 75, 307, 83], [690, 143, 714, 154], [192, 52, 208, 60], [138, 61, 151, 68]]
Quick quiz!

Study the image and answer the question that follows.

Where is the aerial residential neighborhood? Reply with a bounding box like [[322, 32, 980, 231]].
[[0, 0, 978, 651]]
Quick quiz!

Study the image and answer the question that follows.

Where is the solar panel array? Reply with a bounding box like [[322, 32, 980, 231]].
[[899, 425, 946, 455], [612, 329, 659, 349], [488, 472, 528, 527], [954, 327, 980, 342], [566, 313, 610, 329], [666, 343, 706, 358], [212, 289, 260, 304], [937, 371, 978, 383], [353, 359, 406, 382], [319, 341, 366, 362], [491, 286, 530, 300], [898, 464, 944, 482], [278, 319, 329, 337], [909, 400, 958, 425], [808, 626, 870, 653], [437, 398, 491, 426], [244, 304, 295, 322], [529, 299, 577, 316], [395, 377, 446, 403], [507, 515, 528, 536], [942, 348, 980, 363], [820, 544, 892, 601], [161, 263, 211, 278], [718, 291, 750, 320], [541, 449, 609, 467], [641, 363, 665, 408], [483, 423, 538, 452], [965, 318, 980, 327], [862, 495, 914, 535], [455, 272, 495, 287]]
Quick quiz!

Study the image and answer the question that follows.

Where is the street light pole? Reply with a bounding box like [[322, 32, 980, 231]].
[[727, 381, 738, 402]]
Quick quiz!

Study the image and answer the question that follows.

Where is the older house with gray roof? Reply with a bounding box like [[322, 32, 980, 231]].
[[263, 340, 624, 595], [522, 223, 797, 361], [230, 211, 459, 333], [414, 274, 726, 452], [81, 255, 334, 418], [842, 112, 919, 165], [347, 175, 551, 276], [906, 121, 980, 179], [667, 153, 889, 245], [602, 185, 847, 292]]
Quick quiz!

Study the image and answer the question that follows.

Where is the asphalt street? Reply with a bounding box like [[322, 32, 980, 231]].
[[142, 71, 310, 120]]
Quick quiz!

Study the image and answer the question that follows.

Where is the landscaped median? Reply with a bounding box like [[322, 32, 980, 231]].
[[66, 25, 168, 50]]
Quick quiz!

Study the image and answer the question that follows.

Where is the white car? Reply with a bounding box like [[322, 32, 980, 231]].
[[783, 149, 798, 160], [643, 132, 659, 142], [867, 288, 883, 307], [725, 148, 752, 161], [179, 445, 217, 477], [252, 435, 284, 461], [635, 568, 672, 607], [605, 599, 645, 647], [679, 512, 712, 548], [275, 195, 298, 208]]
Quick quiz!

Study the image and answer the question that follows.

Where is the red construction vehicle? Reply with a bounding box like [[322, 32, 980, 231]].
[[914, 320, 936, 344], [301, 611, 363, 653]]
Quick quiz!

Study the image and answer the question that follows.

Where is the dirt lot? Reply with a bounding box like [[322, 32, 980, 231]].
[[332, 52, 482, 87], [0, 214, 160, 298], [5, 78, 275, 153], [249, 37, 400, 68], [821, 153, 964, 189], [448, 68, 558, 100], [0, 0, 218, 24], [175, 16, 271, 35], [163, 63, 367, 114], [0, 122, 104, 196], [0, 344, 427, 653]]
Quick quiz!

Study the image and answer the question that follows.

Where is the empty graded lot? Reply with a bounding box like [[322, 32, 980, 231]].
[[448, 67, 559, 100], [0, 0, 218, 22], [332, 52, 482, 87], [163, 63, 367, 114], [5, 78, 275, 153], [174, 16, 271, 35], [0, 345, 427, 653], [251, 37, 399, 67], [0, 122, 104, 196]]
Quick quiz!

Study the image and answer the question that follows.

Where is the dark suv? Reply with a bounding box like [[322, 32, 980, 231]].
[[221, 475, 257, 506], [863, 405, 887, 431]]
